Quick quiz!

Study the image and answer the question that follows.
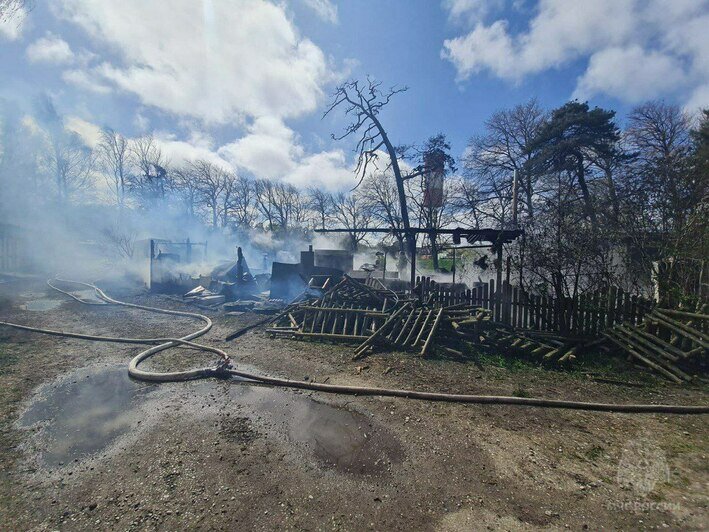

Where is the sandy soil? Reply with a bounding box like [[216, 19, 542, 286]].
[[0, 278, 707, 531]]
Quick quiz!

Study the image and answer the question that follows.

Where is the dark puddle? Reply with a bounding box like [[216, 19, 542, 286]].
[[227, 384, 404, 475], [18, 366, 156, 468], [19, 364, 403, 476], [22, 299, 62, 311]]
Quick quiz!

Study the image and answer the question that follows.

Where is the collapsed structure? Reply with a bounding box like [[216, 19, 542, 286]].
[[136, 234, 706, 384], [259, 274, 707, 383]]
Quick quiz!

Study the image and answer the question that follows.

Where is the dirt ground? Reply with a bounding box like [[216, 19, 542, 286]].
[[0, 278, 707, 531]]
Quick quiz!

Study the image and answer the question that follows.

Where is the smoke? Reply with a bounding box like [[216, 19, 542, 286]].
[[0, 96, 427, 287]]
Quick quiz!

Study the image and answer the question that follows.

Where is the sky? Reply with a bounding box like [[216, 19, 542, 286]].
[[1, 0, 708, 191]]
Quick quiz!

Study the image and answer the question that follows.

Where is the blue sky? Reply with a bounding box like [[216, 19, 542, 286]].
[[1, 0, 707, 190]]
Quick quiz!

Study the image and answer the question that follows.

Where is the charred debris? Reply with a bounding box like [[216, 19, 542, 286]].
[[142, 236, 707, 383]]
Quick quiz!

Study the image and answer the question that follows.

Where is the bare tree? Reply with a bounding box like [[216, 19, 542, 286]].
[[254, 179, 277, 231], [626, 101, 695, 232], [464, 99, 546, 224], [46, 133, 95, 201], [229, 175, 257, 228], [172, 165, 200, 221], [97, 127, 131, 207], [220, 171, 238, 228], [102, 224, 137, 259], [35, 95, 95, 202], [325, 78, 416, 276], [0, 0, 32, 23], [0, 105, 45, 218], [308, 187, 333, 230], [360, 171, 406, 251], [190, 159, 226, 228], [408, 134, 457, 270], [254, 179, 306, 232], [331, 191, 372, 251], [129, 134, 170, 208]]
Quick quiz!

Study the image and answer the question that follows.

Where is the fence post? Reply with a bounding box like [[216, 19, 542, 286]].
[[490, 279, 496, 320]]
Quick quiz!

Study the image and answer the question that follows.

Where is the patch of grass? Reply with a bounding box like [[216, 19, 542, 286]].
[[584, 445, 604, 462], [478, 351, 538, 371], [417, 257, 454, 272], [567, 349, 661, 385], [665, 437, 701, 458], [512, 385, 530, 398], [0, 350, 20, 373]]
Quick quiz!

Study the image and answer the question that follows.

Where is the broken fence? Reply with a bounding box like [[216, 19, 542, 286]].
[[416, 276, 653, 338]]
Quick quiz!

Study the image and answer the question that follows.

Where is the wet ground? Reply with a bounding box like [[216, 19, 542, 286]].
[[17, 363, 402, 476], [21, 299, 63, 311], [1, 279, 708, 530], [18, 365, 158, 468]]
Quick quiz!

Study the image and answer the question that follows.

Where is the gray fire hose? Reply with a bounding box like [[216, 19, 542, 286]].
[[0, 278, 707, 415]]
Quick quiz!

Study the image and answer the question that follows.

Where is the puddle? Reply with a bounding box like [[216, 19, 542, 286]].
[[229, 384, 404, 475], [71, 289, 106, 304], [21, 299, 62, 311], [19, 364, 402, 475], [18, 366, 156, 468]]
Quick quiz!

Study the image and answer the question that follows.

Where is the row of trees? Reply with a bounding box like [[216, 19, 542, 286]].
[[1, 90, 706, 301], [463, 99, 708, 301]]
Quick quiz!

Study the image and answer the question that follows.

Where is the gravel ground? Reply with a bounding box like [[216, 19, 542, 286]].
[[0, 279, 707, 531]]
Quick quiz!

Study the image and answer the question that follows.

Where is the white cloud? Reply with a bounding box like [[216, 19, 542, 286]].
[[49, 0, 355, 192], [303, 0, 338, 24], [62, 69, 111, 93], [0, 6, 25, 40], [133, 111, 150, 132], [574, 46, 686, 103], [65, 115, 102, 147], [218, 117, 354, 191], [443, 0, 504, 25], [54, 0, 337, 124], [442, 0, 709, 108], [442, 20, 516, 80], [154, 134, 232, 172], [26, 33, 74, 64], [219, 117, 303, 179], [285, 150, 355, 191], [685, 83, 709, 114]]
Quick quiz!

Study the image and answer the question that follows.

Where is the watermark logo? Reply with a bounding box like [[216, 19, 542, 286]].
[[616, 437, 670, 497]]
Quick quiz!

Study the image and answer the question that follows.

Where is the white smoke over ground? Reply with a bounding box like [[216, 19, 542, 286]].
[[0, 98, 361, 286]]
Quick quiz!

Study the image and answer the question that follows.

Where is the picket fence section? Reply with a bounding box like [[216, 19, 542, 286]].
[[415, 276, 651, 337]]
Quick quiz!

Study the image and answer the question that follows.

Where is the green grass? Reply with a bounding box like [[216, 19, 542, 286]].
[[417, 257, 455, 272], [584, 445, 604, 461], [512, 385, 530, 398], [478, 351, 539, 371], [0, 350, 20, 372]]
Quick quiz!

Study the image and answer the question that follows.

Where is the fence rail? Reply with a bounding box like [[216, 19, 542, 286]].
[[416, 276, 651, 337]]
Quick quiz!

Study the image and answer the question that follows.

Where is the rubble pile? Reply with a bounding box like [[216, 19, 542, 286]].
[[266, 275, 519, 361], [602, 306, 708, 382]]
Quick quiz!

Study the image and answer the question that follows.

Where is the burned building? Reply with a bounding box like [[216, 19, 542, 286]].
[[270, 246, 354, 301]]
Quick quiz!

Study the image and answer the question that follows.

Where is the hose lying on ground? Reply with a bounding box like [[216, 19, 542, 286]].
[[1, 278, 708, 415]]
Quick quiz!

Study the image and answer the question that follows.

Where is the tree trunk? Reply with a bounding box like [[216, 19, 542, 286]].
[[576, 155, 598, 231], [430, 231, 439, 271], [524, 170, 534, 223], [369, 114, 416, 286], [604, 166, 620, 224]]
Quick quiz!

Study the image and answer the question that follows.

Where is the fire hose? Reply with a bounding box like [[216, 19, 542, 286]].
[[0, 278, 707, 415]]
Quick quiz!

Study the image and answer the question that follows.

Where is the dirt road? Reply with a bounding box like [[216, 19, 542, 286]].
[[1, 279, 707, 530]]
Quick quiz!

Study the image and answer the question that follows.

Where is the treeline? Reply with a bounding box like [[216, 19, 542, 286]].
[[463, 100, 708, 302], [0, 96, 707, 302]]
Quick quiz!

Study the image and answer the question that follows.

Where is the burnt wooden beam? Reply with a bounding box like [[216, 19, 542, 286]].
[[313, 227, 523, 244]]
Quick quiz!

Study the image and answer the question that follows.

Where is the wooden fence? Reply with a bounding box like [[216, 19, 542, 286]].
[[416, 276, 652, 338]]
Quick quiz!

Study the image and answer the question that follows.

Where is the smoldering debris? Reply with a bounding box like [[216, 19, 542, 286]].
[[263, 275, 497, 360]]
